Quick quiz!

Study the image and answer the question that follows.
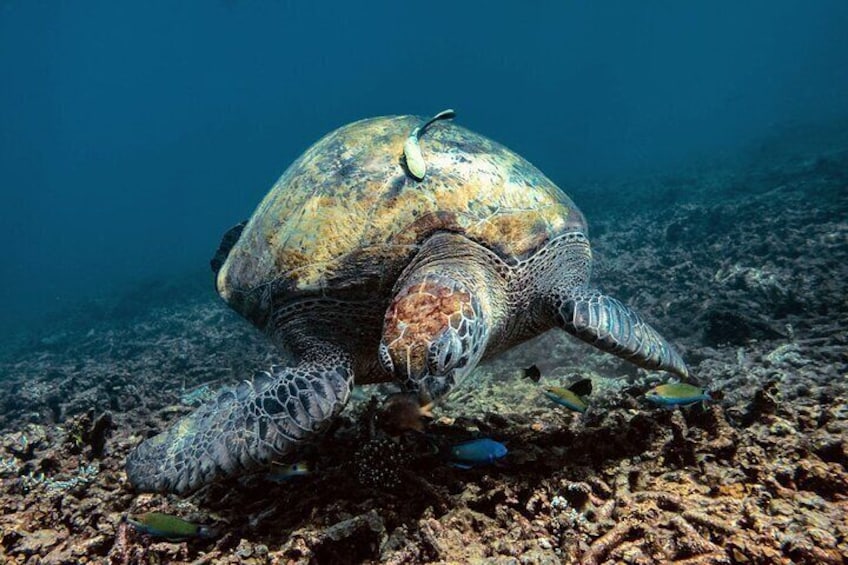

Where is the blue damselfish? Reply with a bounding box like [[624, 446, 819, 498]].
[[448, 438, 508, 469]]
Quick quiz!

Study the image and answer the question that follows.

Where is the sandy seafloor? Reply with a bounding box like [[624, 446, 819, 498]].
[[1, 130, 846, 564]]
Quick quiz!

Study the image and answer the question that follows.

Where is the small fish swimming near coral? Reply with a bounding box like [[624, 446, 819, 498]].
[[403, 108, 456, 180], [543, 378, 593, 413], [265, 461, 310, 483], [523, 364, 542, 383], [379, 393, 434, 434], [127, 512, 217, 541], [448, 438, 508, 469], [645, 383, 711, 407]]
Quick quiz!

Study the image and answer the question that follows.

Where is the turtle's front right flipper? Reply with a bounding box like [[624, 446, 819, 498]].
[[553, 287, 689, 378], [126, 346, 353, 495]]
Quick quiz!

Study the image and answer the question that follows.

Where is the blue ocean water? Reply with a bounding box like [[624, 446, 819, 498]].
[[2, 1, 846, 340]]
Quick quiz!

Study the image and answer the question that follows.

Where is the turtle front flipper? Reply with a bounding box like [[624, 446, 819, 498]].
[[553, 287, 689, 378], [126, 344, 353, 494]]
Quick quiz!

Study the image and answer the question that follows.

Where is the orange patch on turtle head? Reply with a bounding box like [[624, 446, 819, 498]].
[[383, 280, 475, 374]]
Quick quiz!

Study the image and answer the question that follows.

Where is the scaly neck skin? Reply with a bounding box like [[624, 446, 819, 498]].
[[484, 232, 593, 356], [522, 232, 593, 324], [268, 297, 389, 380]]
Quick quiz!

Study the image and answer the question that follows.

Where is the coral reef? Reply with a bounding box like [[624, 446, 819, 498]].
[[0, 135, 847, 563]]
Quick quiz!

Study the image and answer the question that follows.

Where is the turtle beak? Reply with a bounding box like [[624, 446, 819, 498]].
[[417, 374, 456, 405]]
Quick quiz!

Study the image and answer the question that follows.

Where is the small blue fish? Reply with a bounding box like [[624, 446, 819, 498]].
[[448, 438, 507, 469], [127, 512, 216, 541], [265, 461, 310, 483], [645, 383, 711, 407], [543, 378, 593, 413]]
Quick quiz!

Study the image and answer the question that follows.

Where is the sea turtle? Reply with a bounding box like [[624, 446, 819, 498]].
[[126, 112, 688, 494]]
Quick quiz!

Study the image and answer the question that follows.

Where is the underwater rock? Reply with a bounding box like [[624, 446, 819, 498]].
[[740, 379, 780, 425], [64, 409, 115, 459], [3, 424, 47, 460], [278, 510, 386, 564], [702, 308, 785, 346], [13, 528, 63, 557]]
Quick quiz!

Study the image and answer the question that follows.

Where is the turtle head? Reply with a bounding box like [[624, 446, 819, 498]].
[[380, 272, 490, 404]]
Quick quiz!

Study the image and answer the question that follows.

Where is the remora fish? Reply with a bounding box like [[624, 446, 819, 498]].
[[645, 383, 711, 407], [448, 438, 507, 469], [543, 378, 593, 413], [403, 109, 456, 180], [127, 512, 217, 540]]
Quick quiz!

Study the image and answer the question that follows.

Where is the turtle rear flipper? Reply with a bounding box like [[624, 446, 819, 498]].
[[126, 343, 352, 494], [554, 287, 689, 379]]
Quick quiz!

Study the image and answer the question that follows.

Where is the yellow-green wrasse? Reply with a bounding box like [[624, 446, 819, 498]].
[[645, 383, 711, 407], [543, 378, 592, 413], [127, 512, 217, 540]]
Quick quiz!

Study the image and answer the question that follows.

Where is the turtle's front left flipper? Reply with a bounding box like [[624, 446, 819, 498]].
[[126, 344, 353, 495], [553, 287, 688, 378]]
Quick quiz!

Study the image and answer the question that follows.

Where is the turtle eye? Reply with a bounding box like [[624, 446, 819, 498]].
[[429, 331, 463, 374], [442, 349, 454, 368]]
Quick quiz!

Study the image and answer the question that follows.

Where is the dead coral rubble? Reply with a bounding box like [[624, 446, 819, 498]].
[[0, 144, 847, 563]]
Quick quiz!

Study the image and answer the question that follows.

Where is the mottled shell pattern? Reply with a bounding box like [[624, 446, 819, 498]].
[[216, 115, 586, 326]]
